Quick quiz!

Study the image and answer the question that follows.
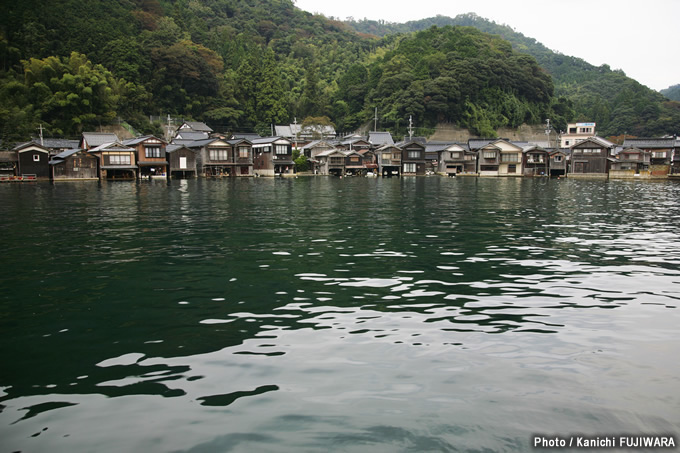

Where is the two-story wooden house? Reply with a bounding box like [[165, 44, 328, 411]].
[[88, 141, 138, 180], [191, 138, 253, 177], [123, 136, 168, 179], [476, 142, 502, 176], [344, 150, 365, 175], [522, 145, 550, 176], [376, 145, 402, 177], [622, 138, 674, 177], [495, 140, 524, 176], [314, 149, 347, 176], [549, 150, 569, 177], [432, 143, 475, 176], [252, 137, 293, 176], [610, 147, 651, 178], [569, 136, 616, 178], [400, 141, 427, 176]]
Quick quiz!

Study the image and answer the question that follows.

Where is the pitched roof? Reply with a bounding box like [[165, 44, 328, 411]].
[[572, 136, 615, 149], [122, 135, 167, 146], [275, 125, 293, 137], [13, 142, 50, 152], [166, 144, 196, 153], [623, 137, 676, 149], [369, 131, 394, 146], [175, 131, 209, 141], [88, 141, 135, 153], [251, 136, 290, 145], [179, 121, 213, 133], [468, 138, 498, 150], [82, 132, 119, 148], [231, 133, 261, 140], [25, 138, 80, 150]]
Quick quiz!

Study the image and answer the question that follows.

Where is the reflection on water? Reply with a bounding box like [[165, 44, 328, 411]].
[[1, 178, 679, 452]]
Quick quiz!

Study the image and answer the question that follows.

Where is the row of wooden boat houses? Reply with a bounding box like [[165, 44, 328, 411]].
[[2, 121, 679, 181]]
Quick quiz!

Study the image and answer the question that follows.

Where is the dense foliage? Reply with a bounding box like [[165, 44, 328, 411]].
[[335, 26, 554, 137], [347, 13, 680, 137], [0, 2, 677, 142]]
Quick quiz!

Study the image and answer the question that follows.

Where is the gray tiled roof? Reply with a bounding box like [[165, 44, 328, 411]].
[[623, 138, 676, 149], [180, 121, 213, 133], [175, 131, 209, 141], [369, 131, 394, 146], [82, 132, 119, 148]]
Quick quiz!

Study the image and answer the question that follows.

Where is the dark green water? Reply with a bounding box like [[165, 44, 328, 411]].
[[1, 177, 679, 452]]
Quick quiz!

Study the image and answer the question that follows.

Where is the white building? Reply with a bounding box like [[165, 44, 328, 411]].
[[560, 122, 596, 148]]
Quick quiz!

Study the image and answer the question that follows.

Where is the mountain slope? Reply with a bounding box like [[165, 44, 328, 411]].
[[347, 13, 680, 137]]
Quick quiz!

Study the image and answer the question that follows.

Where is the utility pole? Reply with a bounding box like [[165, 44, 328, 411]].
[[166, 114, 173, 142], [408, 115, 414, 141], [293, 117, 298, 151], [38, 124, 44, 146], [544, 118, 551, 148], [374, 107, 378, 132]]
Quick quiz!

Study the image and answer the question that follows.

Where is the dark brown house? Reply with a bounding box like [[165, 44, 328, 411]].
[[569, 137, 616, 178], [400, 141, 426, 175], [50, 149, 98, 180], [252, 137, 293, 176]]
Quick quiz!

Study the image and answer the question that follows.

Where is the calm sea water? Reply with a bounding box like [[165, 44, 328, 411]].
[[1, 177, 679, 452]]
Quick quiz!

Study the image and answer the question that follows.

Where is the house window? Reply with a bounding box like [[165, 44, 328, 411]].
[[653, 151, 667, 158], [501, 153, 518, 162], [330, 157, 344, 165], [33, 154, 40, 162], [109, 154, 131, 165], [382, 153, 391, 160], [239, 147, 249, 158], [565, 140, 570, 146], [554, 155, 563, 162], [275, 145, 288, 155], [528, 154, 544, 163], [179, 157, 187, 169], [145, 147, 161, 158], [209, 148, 228, 161], [407, 151, 420, 159], [508, 164, 516, 173], [482, 151, 496, 159], [579, 148, 599, 154], [350, 156, 360, 162], [404, 163, 416, 173], [450, 152, 461, 159], [393, 153, 401, 160]]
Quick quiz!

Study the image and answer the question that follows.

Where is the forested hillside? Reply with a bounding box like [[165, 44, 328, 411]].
[[347, 14, 680, 138], [0, 1, 677, 143], [661, 85, 680, 102]]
